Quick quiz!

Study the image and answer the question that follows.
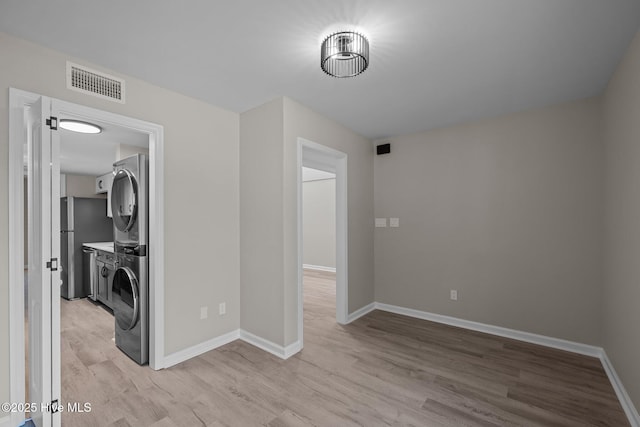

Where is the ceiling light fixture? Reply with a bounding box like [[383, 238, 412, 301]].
[[321, 31, 369, 78], [59, 119, 102, 134]]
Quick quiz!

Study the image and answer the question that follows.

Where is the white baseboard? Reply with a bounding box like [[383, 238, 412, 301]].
[[347, 302, 376, 323], [600, 351, 640, 427], [283, 340, 303, 358], [159, 302, 638, 427], [239, 329, 301, 359], [374, 302, 639, 427], [302, 264, 336, 273], [162, 328, 303, 368], [163, 329, 240, 368], [375, 302, 602, 357]]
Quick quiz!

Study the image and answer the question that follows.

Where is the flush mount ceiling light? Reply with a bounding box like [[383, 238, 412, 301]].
[[321, 31, 369, 78], [59, 119, 102, 134]]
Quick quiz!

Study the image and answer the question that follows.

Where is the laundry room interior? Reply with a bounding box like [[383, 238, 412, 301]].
[[23, 118, 151, 405]]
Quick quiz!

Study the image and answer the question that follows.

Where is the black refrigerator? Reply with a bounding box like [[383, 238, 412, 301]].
[[60, 197, 113, 300]]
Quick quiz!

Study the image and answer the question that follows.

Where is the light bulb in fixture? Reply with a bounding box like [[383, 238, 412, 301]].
[[321, 31, 369, 78], [59, 119, 102, 134]]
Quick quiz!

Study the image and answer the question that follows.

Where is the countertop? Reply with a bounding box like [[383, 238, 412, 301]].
[[82, 242, 114, 253]]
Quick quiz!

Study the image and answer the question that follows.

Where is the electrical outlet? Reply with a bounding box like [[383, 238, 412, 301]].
[[450, 290, 458, 301], [219, 302, 226, 315], [200, 306, 208, 319]]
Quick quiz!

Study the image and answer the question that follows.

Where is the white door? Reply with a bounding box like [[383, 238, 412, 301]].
[[27, 96, 61, 427]]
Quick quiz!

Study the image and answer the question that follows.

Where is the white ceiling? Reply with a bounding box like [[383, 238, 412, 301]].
[[58, 118, 148, 176], [2, 1, 639, 139], [303, 167, 335, 182]]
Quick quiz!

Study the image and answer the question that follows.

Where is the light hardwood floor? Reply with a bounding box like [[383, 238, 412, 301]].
[[59, 270, 629, 426]]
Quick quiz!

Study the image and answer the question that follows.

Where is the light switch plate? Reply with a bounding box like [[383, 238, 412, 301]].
[[375, 218, 387, 228], [390, 218, 400, 227]]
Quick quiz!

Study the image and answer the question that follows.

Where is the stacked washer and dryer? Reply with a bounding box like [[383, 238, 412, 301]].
[[110, 154, 149, 365]]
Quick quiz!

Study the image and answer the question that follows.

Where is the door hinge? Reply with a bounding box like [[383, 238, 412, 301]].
[[50, 399, 60, 413], [46, 258, 58, 271], [45, 116, 58, 130]]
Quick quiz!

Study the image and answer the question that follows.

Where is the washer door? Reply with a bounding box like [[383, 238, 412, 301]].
[[112, 266, 139, 331], [111, 168, 138, 232]]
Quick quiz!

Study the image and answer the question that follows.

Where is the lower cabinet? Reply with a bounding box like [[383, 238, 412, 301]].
[[96, 251, 116, 310]]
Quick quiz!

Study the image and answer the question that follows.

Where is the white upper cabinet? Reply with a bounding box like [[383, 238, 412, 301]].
[[95, 172, 113, 194]]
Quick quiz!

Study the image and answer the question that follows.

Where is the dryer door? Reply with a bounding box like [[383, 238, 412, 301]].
[[112, 266, 139, 331], [111, 168, 138, 232]]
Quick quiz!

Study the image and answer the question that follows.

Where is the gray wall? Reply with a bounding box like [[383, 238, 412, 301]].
[[117, 143, 149, 161], [374, 97, 604, 345], [602, 30, 640, 409], [240, 98, 286, 345], [23, 173, 104, 270], [283, 97, 374, 345], [303, 178, 336, 269], [63, 174, 106, 198], [240, 97, 374, 347], [0, 32, 241, 404]]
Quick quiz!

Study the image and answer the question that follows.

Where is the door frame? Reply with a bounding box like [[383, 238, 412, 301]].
[[8, 88, 166, 424], [297, 137, 348, 347]]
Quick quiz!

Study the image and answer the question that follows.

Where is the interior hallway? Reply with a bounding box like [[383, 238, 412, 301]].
[[57, 269, 627, 426]]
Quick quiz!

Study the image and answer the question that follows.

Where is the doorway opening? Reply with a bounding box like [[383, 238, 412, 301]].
[[302, 167, 336, 274], [301, 167, 337, 345], [9, 89, 165, 427], [297, 138, 348, 348]]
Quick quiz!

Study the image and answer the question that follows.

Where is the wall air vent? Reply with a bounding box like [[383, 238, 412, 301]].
[[66, 61, 125, 103]]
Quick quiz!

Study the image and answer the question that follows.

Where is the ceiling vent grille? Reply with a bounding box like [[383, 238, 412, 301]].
[[66, 62, 125, 103]]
